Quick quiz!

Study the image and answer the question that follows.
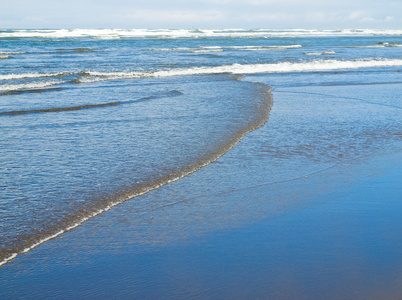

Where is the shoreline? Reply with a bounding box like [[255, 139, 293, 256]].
[[1, 80, 401, 298], [0, 76, 273, 268], [1, 147, 401, 298]]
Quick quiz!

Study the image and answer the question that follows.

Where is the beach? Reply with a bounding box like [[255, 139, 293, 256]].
[[1, 78, 401, 298], [0, 29, 401, 298]]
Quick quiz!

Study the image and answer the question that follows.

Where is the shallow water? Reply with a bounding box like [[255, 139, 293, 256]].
[[0, 74, 272, 262], [0, 81, 400, 299], [0, 29, 401, 267]]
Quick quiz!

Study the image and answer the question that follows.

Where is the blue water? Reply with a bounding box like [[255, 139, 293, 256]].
[[1, 29, 401, 266]]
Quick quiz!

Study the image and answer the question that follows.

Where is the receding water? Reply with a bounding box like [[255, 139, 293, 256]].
[[0, 29, 401, 267]]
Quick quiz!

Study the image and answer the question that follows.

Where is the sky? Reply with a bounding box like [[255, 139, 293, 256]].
[[1, 0, 401, 29]]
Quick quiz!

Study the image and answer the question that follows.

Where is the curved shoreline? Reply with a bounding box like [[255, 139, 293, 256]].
[[0, 77, 274, 268]]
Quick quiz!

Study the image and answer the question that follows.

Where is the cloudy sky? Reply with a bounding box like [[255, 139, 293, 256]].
[[1, 0, 401, 29]]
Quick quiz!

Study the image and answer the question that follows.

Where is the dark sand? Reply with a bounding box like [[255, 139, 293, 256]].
[[1, 82, 401, 299]]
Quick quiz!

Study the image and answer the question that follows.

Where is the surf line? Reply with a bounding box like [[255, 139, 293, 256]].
[[0, 80, 274, 268]]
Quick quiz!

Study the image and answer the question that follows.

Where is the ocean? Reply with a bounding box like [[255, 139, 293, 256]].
[[1, 28, 401, 269]]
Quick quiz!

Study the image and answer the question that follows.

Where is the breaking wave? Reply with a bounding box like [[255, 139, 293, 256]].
[[0, 80, 65, 94], [304, 50, 336, 56], [151, 45, 303, 52], [349, 42, 402, 48], [1, 58, 401, 93], [0, 72, 69, 81], [0, 51, 26, 55], [59, 58, 402, 83]]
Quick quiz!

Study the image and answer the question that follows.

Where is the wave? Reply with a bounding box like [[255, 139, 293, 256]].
[[349, 42, 402, 49], [0, 80, 65, 93], [66, 47, 96, 53], [304, 50, 336, 56], [0, 51, 26, 59], [1, 100, 123, 115], [189, 49, 224, 53], [378, 42, 402, 47], [73, 59, 402, 83], [1, 58, 401, 92], [0, 51, 26, 55], [0, 90, 183, 115], [0, 72, 69, 81], [1, 29, 401, 39], [228, 45, 303, 50], [0, 87, 63, 96], [41, 48, 97, 54], [152, 44, 302, 52]]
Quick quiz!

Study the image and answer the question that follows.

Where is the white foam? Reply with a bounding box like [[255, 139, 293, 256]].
[[383, 43, 402, 47], [228, 45, 303, 50], [189, 49, 224, 53], [0, 51, 26, 55], [350, 42, 402, 49], [304, 50, 336, 56], [157, 59, 402, 76], [6, 58, 399, 87], [0, 80, 64, 92], [73, 59, 402, 84], [0, 253, 18, 267], [351, 45, 385, 48], [1, 29, 401, 39], [152, 44, 302, 52], [0, 72, 68, 81]]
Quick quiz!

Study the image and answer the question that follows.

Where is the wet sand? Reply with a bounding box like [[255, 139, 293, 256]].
[[1, 81, 401, 299]]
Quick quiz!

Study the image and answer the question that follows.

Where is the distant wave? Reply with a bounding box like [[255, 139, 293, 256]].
[[227, 45, 303, 50], [0, 51, 26, 59], [1, 29, 401, 39], [349, 42, 402, 49], [0, 51, 26, 55], [378, 42, 402, 47], [37, 48, 97, 54], [304, 50, 336, 56], [59, 47, 96, 53], [152, 45, 302, 52]]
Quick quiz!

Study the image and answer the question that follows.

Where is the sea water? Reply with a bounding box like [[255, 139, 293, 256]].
[[0, 29, 401, 266]]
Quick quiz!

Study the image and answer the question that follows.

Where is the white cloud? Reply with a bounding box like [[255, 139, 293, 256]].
[[240, 13, 296, 23], [121, 10, 224, 24], [0, 0, 400, 29], [385, 16, 395, 22], [205, 0, 311, 4], [348, 11, 364, 20]]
